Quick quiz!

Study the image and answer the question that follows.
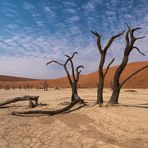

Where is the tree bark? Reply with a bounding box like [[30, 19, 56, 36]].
[[11, 98, 84, 116], [91, 30, 124, 105], [108, 56, 128, 104], [108, 26, 146, 105], [0, 96, 39, 108], [71, 82, 78, 101], [97, 55, 105, 104]]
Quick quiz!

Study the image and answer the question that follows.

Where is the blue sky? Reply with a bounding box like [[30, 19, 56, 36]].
[[0, 0, 148, 79]]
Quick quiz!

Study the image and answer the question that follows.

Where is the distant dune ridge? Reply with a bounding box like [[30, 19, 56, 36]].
[[0, 61, 148, 88]]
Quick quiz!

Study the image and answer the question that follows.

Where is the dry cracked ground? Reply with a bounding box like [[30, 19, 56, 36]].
[[0, 88, 148, 148]]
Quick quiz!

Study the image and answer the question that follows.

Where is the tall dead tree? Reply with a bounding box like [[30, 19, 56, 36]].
[[108, 26, 147, 105], [46, 52, 84, 102], [91, 30, 124, 105]]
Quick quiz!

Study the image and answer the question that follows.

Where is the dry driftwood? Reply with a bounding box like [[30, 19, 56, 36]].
[[11, 98, 84, 116], [0, 96, 39, 108]]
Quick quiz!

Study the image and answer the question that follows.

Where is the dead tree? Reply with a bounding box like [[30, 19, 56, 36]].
[[91, 30, 124, 105], [47, 52, 84, 102], [0, 96, 39, 108], [42, 80, 49, 91], [108, 26, 147, 105], [11, 98, 84, 116]]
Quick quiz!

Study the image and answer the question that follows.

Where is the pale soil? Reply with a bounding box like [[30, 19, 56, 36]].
[[0, 88, 148, 148]]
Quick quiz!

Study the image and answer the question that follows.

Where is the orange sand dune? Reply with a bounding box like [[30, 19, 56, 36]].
[[0, 61, 148, 88], [0, 75, 35, 81]]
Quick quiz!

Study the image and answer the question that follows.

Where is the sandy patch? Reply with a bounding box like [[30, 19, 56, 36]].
[[0, 88, 148, 148]]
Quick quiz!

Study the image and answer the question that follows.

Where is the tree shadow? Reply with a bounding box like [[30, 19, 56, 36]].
[[0, 105, 23, 109], [114, 104, 148, 109]]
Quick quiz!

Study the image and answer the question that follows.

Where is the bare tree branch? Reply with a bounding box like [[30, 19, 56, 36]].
[[130, 27, 142, 41], [46, 60, 64, 66], [133, 47, 146, 56], [104, 30, 125, 52], [76, 65, 84, 82], [125, 28, 131, 48], [125, 23, 130, 29], [121, 65, 148, 87], [91, 30, 103, 53], [70, 52, 78, 59], [65, 54, 76, 81], [104, 58, 115, 77], [135, 36, 146, 40]]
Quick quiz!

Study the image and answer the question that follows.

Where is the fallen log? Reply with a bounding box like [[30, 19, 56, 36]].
[[11, 98, 84, 116], [0, 96, 39, 108]]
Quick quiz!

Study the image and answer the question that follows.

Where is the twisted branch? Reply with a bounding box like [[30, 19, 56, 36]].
[[133, 47, 146, 56], [76, 65, 84, 81]]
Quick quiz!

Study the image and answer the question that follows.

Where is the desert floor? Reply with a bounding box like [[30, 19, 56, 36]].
[[0, 88, 148, 148]]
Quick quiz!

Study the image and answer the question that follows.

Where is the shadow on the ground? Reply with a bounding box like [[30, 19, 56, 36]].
[[114, 104, 148, 109], [0, 105, 23, 109]]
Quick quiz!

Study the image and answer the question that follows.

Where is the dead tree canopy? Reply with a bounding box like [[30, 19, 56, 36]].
[[0, 96, 39, 108], [108, 25, 147, 105], [91, 30, 124, 105], [47, 52, 84, 102]]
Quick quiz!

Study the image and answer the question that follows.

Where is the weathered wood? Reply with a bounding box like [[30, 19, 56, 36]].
[[108, 26, 146, 105], [91, 30, 124, 105], [11, 98, 84, 116], [0, 96, 39, 108], [47, 52, 84, 102]]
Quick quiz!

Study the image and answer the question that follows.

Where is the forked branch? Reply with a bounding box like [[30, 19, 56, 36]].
[[104, 30, 125, 52]]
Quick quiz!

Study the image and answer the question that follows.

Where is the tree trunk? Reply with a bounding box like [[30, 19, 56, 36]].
[[71, 82, 78, 101], [108, 56, 128, 105], [108, 86, 121, 105], [0, 96, 39, 108], [97, 55, 105, 105]]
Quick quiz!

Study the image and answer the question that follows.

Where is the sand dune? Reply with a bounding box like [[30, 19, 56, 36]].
[[0, 75, 35, 81], [0, 61, 148, 88]]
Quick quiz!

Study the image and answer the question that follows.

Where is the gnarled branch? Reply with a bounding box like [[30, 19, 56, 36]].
[[133, 47, 145, 56], [76, 65, 84, 81]]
